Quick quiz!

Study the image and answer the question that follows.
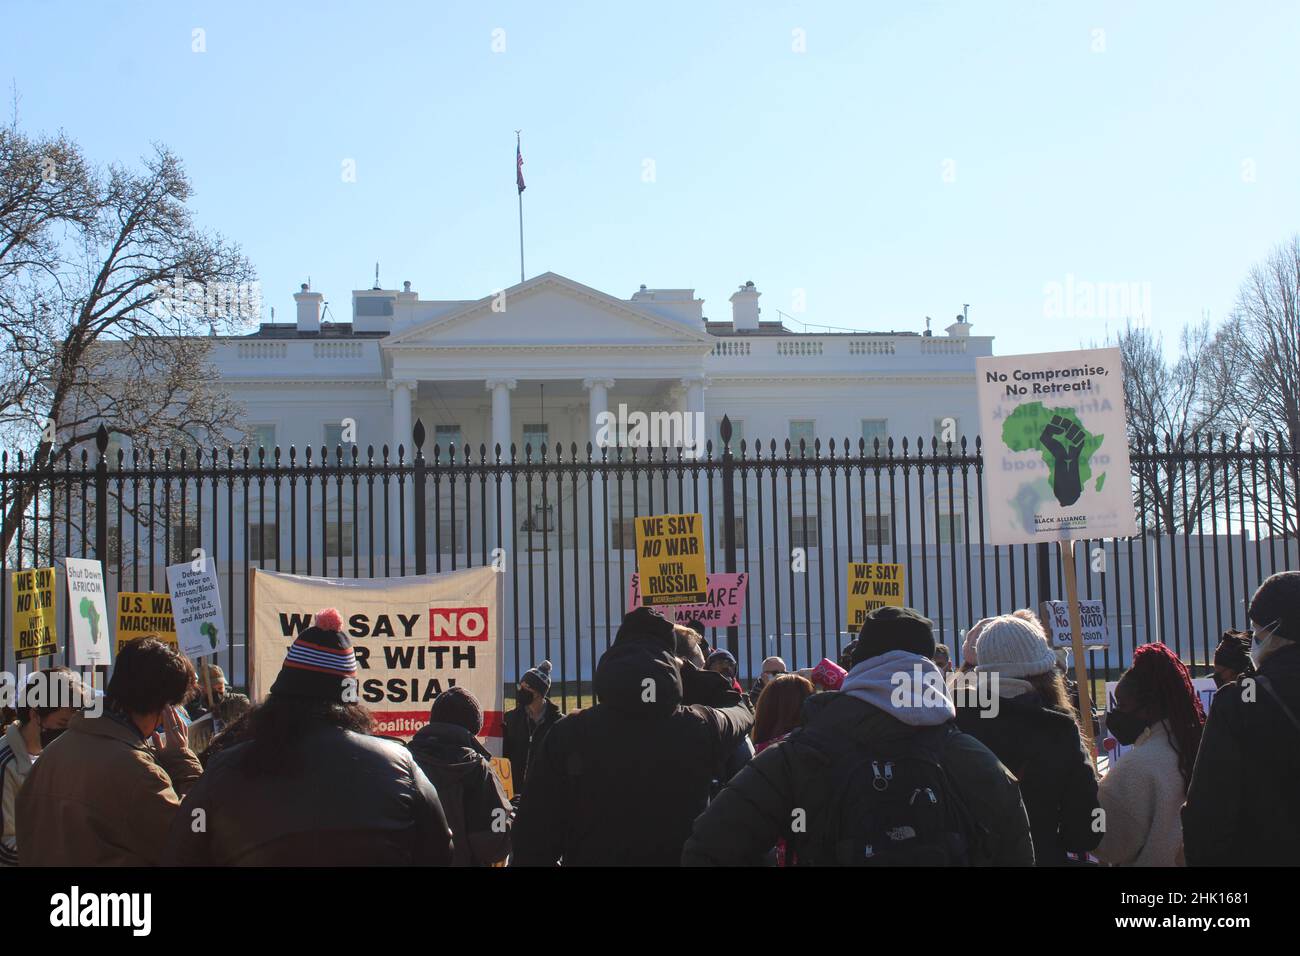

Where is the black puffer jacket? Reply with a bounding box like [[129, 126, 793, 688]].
[[510, 610, 753, 866], [501, 698, 562, 799], [163, 725, 453, 866], [408, 722, 513, 866], [955, 692, 1100, 866], [682, 690, 1035, 866], [1183, 640, 1300, 866]]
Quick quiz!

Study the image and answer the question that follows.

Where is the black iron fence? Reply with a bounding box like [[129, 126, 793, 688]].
[[2, 420, 1298, 711]]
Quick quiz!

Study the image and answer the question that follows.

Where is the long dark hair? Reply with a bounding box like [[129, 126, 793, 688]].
[[241, 695, 375, 776], [1122, 643, 1205, 788]]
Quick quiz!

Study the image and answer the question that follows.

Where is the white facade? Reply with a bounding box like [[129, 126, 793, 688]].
[[215, 272, 993, 463]]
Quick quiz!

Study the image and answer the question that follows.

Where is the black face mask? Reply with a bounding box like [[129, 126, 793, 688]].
[[516, 688, 535, 707], [39, 726, 65, 747], [1106, 708, 1148, 746]]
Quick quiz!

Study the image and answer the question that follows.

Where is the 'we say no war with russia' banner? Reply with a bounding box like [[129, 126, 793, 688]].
[[249, 566, 504, 748]]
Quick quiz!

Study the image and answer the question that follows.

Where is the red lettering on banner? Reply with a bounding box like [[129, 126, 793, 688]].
[[428, 606, 489, 642]]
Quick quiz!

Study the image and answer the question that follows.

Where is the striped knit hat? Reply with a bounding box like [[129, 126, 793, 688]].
[[270, 608, 358, 701]]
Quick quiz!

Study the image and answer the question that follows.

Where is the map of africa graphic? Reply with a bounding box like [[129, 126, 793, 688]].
[[1001, 402, 1106, 507]]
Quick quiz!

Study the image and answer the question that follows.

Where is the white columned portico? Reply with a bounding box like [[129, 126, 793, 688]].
[[584, 377, 615, 554], [486, 377, 516, 457]]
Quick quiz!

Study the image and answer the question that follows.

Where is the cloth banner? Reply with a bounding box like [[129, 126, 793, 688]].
[[249, 566, 504, 747]]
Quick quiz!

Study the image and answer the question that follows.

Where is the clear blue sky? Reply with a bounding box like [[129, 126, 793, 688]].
[[4, 0, 1298, 353]]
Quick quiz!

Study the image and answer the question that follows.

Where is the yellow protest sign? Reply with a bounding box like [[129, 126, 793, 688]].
[[846, 562, 905, 629], [11, 567, 59, 661], [634, 512, 707, 606], [115, 592, 178, 655], [490, 756, 515, 800]]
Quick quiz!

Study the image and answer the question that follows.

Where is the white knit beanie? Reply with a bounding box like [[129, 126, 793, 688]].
[[974, 614, 1058, 678]]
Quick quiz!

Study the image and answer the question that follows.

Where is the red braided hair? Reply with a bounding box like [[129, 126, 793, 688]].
[[1127, 643, 1205, 788]]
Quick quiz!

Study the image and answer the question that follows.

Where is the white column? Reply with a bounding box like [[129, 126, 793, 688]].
[[584, 377, 615, 557], [485, 378, 516, 457], [390, 380, 415, 458], [681, 374, 708, 458], [388, 380, 416, 561]]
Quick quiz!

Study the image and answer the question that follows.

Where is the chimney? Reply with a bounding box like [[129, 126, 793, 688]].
[[294, 282, 323, 333], [730, 280, 761, 332], [945, 309, 972, 338]]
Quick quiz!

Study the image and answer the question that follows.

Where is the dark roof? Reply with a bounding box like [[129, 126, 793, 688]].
[[240, 323, 387, 339]]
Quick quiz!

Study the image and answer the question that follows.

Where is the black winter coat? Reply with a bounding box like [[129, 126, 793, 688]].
[[682, 691, 1035, 866], [510, 630, 753, 866], [1183, 641, 1300, 866], [163, 725, 453, 866], [955, 692, 1100, 866], [501, 698, 562, 799], [408, 721, 513, 866]]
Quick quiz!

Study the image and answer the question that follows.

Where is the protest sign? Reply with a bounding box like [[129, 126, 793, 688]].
[[11, 567, 59, 661], [845, 562, 905, 629], [634, 512, 707, 605], [975, 347, 1137, 547], [65, 558, 111, 666], [491, 757, 515, 800], [249, 566, 504, 748], [166, 558, 228, 660], [1040, 599, 1109, 649], [115, 592, 178, 655], [626, 572, 748, 626]]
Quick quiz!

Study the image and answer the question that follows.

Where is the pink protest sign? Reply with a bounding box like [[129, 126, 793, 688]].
[[627, 572, 748, 627]]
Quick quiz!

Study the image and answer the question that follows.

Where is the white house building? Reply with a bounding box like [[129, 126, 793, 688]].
[[220, 271, 991, 467]]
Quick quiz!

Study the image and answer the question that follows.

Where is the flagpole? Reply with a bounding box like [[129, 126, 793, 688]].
[[516, 130, 525, 284]]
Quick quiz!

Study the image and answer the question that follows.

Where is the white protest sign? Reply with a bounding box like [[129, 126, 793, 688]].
[[64, 558, 112, 666], [975, 347, 1137, 546], [166, 558, 228, 660], [1040, 599, 1109, 649]]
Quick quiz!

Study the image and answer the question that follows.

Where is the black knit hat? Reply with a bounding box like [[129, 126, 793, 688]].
[[269, 608, 358, 701], [1214, 630, 1253, 671], [614, 606, 675, 651], [429, 685, 483, 735], [1248, 571, 1300, 642], [521, 660, 553, 697], [851, 606, 936, 666]]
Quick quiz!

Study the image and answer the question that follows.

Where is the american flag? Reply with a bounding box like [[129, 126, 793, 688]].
[[516, 137, 526, 194]]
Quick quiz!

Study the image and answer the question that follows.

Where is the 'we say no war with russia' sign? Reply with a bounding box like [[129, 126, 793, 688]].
[[634, 513, 707, 606]]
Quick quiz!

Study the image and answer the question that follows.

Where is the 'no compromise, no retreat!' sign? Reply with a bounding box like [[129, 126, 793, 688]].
[[634, 512, 707, 606]]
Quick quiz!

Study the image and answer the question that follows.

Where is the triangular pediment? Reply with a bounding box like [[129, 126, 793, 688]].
[[384, 273, 712, 348]]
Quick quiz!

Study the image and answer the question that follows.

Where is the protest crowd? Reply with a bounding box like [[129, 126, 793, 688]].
[[2, 570, 1296, 868]]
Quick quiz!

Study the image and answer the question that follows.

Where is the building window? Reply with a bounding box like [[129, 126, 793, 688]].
[[435, 424, 464, 459], [788, 420, 815, 451], [863, 513, 893, 547], [169, 518, 200, 565], [522, 423, 549, 457], [861, 419, 888, 453], [250, 522, 279, 561], [325, 521, 354, 558], [790, 515, 820, 549], [250, 424, 276, 451], [610, 518, 636, 550], [933, 417, 959, 448], [323, 423, 348, 451], [717, 516, 747, 549], [937, 515, 965, 546], [713, 418, 745, 455]]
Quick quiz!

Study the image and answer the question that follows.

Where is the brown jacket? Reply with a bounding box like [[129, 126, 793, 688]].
[[16, 710, 203, 866]]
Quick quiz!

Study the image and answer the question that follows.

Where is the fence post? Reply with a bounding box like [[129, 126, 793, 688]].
[[1035, 541, 1053, 612], [720, 415, 738, 656], [94, 424, 109, 562], [413, 419, 426, 576]]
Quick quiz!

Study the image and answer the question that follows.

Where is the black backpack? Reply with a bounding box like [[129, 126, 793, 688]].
[[795, 723, 978, 866]]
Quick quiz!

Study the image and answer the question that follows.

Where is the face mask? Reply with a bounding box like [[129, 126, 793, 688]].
[[1106, 708, 1148, 746], [39, 725, 65, 747], [516, 688, 535, 707], [1250, 629, 1286, 669]]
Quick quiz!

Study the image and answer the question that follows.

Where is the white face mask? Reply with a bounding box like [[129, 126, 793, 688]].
[[1250, 623, 1286, 668]]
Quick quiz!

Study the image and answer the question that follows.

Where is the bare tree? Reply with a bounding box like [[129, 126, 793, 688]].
[[0, 120, 255, 556]]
